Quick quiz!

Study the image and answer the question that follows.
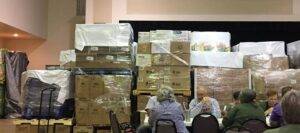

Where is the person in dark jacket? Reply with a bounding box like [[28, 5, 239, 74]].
[[264, 90, 300, 133], [222, 89, 265, 128]]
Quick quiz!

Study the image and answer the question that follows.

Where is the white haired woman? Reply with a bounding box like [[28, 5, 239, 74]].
[[264, 90, 300, 133], [148, 86, 188, 133]]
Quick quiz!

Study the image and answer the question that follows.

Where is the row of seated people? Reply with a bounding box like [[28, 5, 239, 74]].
[[137, 85, 300, 133]]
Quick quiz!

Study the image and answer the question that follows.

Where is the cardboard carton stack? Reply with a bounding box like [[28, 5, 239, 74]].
[[135, 30, 191, 113], [194, 67, 250, 108], [75, 24, 134, 69], [74, 24, 134, 131], [75, 75, 131, 126], [252, 69, 300, 99], [287, 41, 300, 69], [234, 41, 290, 98]]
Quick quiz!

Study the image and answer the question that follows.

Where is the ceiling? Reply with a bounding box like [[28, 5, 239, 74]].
[[0, 22, 37, 39]]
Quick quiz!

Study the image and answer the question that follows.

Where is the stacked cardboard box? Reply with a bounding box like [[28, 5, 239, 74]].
[[75, 24, 134, 69], [287, 41, 300, 68], [252, 69, 300, 100], [243, 54, 289, 71], [75, 75, 131, 126], [0, 49, 6, 118], [136, 31, 191, 91], [194, 67, 250, 107], [190, 32, 231, 52], [15, 125, 71, 133]]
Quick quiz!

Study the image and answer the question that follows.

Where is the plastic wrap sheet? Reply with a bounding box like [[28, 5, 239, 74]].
[[21, 70, 72, 104], [59, 50, 76, 68], [252, 69, 300, 99], [287, 41, 300, 68], [0, 84, 4, 118], [137, 66, 190, 90], [194, 67, 250, 107], [235, 41, 286, 57], [191, 32, 231, 52], [244, 54, 289, 71], [75, 23, 133, 51], [190, 51, 244, 68], [75, 74, 132, 125], [138, 32, 150, 43]]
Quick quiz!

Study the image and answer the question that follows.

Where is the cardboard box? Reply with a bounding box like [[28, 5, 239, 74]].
[[151, 54, 190, 66], [76, 46, 131, 54], [170, 41, 190, 54], [138, 66, 190, 78], [137, 43, 151, 54], [136, 54, 151, 67], [75, 99, 90, 125], [15, 125, 71, 133], [73, 126, 93, 133], [244, 55, 289, 71], [137, 77, 190, 90], [76, 53, 132, 68]]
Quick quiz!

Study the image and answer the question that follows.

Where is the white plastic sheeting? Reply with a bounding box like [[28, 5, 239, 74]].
[[234, 41, 286, 57], [75, 23, 133, 50], [191, 32, 231, 52], [21, 70, 71, 104], [59, 50, 76, 65], [190, 51, 244, 68], [287, 41, 300, 68]]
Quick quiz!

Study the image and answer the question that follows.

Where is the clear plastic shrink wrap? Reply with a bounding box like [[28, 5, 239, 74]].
[[20, 70, 71, 118], [194, 68, 250, 107]]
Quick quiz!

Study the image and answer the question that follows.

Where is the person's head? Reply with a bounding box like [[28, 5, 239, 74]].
[[281, 90, 300, 124], [267, 90, 278, 107], [239, 89, 256, 103], [156, 85, 175, 103], [197, 87, 208, 101], [233, 91, 241, 104], [281, 86, 293, 98]]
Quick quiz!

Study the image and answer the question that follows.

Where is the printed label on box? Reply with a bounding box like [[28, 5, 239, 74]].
[[90, 47, 99, 51], [86, 56, 94, 61]]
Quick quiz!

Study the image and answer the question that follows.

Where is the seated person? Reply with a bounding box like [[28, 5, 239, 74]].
[[189, 87, 221, 118], [258, 90, 278, 116], [222, 91, 240, 116], [269, 86, 293, 127], [148, 86, 188, 133], [145, 95, 159, 115], [264, 90, 300, 133], [222, 89, 265, 128]]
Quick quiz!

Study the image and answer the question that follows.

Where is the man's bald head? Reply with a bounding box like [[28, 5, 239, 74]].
[[197, 87, 208, 100]]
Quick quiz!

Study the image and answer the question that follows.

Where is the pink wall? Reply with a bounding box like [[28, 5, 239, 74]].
[[0, 39, 4, 48], [0, 0, 48, 38], [3, 0, 84, 69]]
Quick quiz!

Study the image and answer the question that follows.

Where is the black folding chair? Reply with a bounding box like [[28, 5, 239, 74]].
[[242, 119, 268, 133], [155, 119, 177, 133], [191, 113, 219, 133], [109, 111, 122, 133], [223, 126, 251, 133]]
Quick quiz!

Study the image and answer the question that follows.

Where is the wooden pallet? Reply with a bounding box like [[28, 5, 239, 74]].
[[13, 118, 73, 126], [133, 89, 191, 96]]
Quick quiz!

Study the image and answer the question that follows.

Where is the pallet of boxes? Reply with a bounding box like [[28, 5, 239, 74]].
[[190, 32, 250, 108], [233, 41, 293, 100], [73, 24, 134, 133], [135, 30, 191, 124]]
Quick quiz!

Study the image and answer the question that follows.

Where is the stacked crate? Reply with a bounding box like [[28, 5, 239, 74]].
[[74, 24, 134, 132], [135, 30, 191, 113], [0, 49, 6, 118]]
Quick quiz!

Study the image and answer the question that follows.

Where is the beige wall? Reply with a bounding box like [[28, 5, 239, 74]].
[[0, 39, 3, 48], [91, 0, 112, 23], [3, 0, 84, 69], [0, 0, 48, 38], [92, 0, 300, 23]]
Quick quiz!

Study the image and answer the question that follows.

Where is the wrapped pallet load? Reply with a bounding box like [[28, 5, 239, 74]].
[[243, 54, 289, 71], [20, 70, 71, 119], [75, 74, 132, 125], [75, 23, 134, 69], [252, 69, 300, 100], [194, 67, 250, 108], [287, 41, 300, 68]]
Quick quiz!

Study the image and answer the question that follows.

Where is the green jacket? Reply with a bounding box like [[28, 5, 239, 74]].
[[264, 125, 300, 133], [258, 101, 269, 111], [222, 103, 266, 128]]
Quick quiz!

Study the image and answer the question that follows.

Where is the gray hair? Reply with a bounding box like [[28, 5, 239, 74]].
[[156, 85, 176, 102], [281, 90, 300, 124]]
